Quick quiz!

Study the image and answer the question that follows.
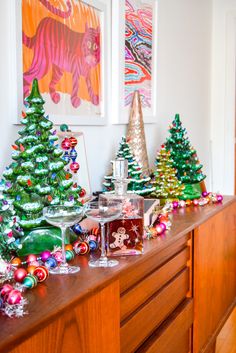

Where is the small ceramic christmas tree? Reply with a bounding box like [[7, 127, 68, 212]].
[[151, 145, 185, 199], [103, 137, 154, 196], [165, 114, 206, 199], [2, 79, 82, 230]]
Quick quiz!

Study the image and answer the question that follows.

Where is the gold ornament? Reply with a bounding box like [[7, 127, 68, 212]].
[[126, 90, 149, 176]]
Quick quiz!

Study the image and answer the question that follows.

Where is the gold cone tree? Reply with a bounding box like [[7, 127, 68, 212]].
[[126, 90, 149, 176], [151, 145, 185, 199]]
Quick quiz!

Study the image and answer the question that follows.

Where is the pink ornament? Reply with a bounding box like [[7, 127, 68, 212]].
[[193, 199, 199, 206], [26, 254, 37, 264], [61, 138, 71, 150], [217, 194, 223, 203], [0, 284, 13, 297], [202, 191, 208, 197], [159, 222, 166, 232], [172, 201, 179, 209], [53, 251, 63, 264], [179, 200, 186, 208], [14, 268, 27, 283], [40, 250, 51, 262], [6, 289, 22, 305], [155, 223, 165, 235], [70, 162, 80, 173]]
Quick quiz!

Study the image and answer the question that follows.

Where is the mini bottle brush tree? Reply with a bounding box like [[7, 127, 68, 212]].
[[2, 79, 82, 230], [151, 145, 185, 199], [103, 136, 155, 196], [165, 114, 206, 200]]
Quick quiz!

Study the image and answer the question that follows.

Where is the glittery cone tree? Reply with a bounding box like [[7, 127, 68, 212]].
[[2, 79, 82, 230], [165, 114, 206, 200], [103, 137, 154, 196], [151, 145, 185, 199], [126, 90, 149, 176]]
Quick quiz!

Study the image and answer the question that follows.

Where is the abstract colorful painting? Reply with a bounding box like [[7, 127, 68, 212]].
[[125, 0, 153, 108], [22, 0, 101, 118]]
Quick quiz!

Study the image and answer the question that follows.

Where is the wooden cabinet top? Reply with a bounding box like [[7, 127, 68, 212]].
[[0, 196, 235, 352]]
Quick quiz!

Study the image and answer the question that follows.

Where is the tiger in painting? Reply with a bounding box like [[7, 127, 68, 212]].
[[23, 0, 100, 108]]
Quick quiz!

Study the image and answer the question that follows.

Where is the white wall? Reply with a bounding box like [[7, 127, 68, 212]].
[[0, 0, 213, 192], [211, 0, 236, 194]]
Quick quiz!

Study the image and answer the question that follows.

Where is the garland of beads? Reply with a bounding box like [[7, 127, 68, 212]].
[[0, 227, 100, 318], [145, 192, 223, 239]]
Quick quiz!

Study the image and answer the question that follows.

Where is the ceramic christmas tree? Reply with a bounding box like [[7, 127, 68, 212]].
[[165, 114, 206, 199], [2, 79, 83, 254], [126, 90, 149, 175], [151, 145, 185, 199], [103, 137, 154, 196]]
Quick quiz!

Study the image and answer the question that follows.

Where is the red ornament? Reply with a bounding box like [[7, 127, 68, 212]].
[[65, 173, 71, 180], [47, 195, 53, 202], [6, 290, 22, 305], [20, 144, 25, 152], [69, 136, 78, 147], [22, 111, 26, 118], [27, 179, 32, 186], [14, 268, 27, 283], [33, 266, 49, 282], [26, 254, 37, 264], [61, 138, 71, 150], [70, 162, 80, 173], [79, 188, 86, 198], [73, 241, 90, 255], [192, 199, 199, 206], [0, 284, 13, 297], [0, 216, 3, 223], [12, 145, 18, 150]]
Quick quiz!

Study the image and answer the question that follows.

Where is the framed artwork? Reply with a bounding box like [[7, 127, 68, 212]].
[[112, 0, 158, 124], [12, 0, 110, 125]]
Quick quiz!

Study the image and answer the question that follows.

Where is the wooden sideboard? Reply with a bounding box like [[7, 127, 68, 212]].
[[0, 196, 235, 353]]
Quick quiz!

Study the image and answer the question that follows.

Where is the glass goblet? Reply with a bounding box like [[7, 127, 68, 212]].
[[43, 205, 84, 274], [85, 201, 122, 268]]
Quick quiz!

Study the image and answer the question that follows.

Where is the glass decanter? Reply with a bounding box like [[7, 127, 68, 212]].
[[100, 158, 144, 256]]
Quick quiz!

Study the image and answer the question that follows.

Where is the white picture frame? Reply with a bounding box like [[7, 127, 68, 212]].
[[112, 0, 158, 124], [11, 0, 110, 126]]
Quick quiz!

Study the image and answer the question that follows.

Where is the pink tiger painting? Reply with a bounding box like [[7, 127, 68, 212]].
[[23, 0, 100, 108]]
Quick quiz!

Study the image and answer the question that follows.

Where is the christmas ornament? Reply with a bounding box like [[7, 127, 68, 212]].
[[40, 250, 51, 262], [6, 290, 22, 305], [62, 151, 70, 164], [14, 268, 27, 283], [60, 124, 69, 132], [45, 257, 58, 269], [126, 90, 149, 175], [70, 148, 77, 162], [33, 266, 49, 282], [70, 162, 80, 173], [22, 274, 38, 289], [69, 136, 78, 148], [79, 189, 86, 198], [61, 138, 71, 150]]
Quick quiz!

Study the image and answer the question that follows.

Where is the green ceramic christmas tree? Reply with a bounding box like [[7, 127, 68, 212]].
[[2, 79, 82, 231], [165, 114, 206, 199], [151, 145, 185, 199], [103, 136, 154, 196]]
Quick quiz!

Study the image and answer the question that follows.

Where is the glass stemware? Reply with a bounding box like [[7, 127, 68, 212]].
[[43, 205, 84, 274], [85, 200, 122, 267]]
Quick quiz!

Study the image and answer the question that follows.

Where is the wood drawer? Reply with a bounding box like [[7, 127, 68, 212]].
[[120, 268, 189, 353], [136, 299, 193, 353], [121, 247, 189, 321], [120, 234, 190, 293]]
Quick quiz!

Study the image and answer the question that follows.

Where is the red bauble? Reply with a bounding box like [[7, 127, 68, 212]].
[[0, 284, 13, 297], [73, 241, 90, 255], [79, 188, 86, 198], [26, 254, 37, 264], [192, 199, 199, 206], [70, 162, 80, 173], [61, 138, 71, 150], [33, 266, 49, 282], [69, 136, 78, 147], [14, 268, 27, 283], [6, 290, 22, 305]]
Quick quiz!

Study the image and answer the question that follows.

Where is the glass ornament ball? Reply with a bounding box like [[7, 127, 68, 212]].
[[6, 289, 22, 305], [70, 162, 80, 173], [40, 250, 51, 262], [33, 266, 49, 282], [89, 240, 99, 252], [53, 251, 63, 264], [79, 188, 86, 198], [202, 191, 209, 197], [179, 200, 186, 208], [155, 223, 165, 235], [217, 194, 223, 203], [0, 284, 13, 297], [172, 200, 179, 209], [11, 257, 22, 267], [159, 222, 167, 232], [22, 274, 38, 289], [27, 265, 37, 274], [185, 199, 192, 207], [61, 138, 71, 150], [60, 124, 69, 132], [14, 268, 28, 283], [65, 244, 73, 251], [70, 148, 77, 162], [45, 257, 58, 269], [72, 223, 83, 236], [65, 250, 75, 261], [192, 199, 199, 206], [69, 136, 78, 147], [63, 151, 70, 164], [26, 254, 37, 264], [73, 241, 89, 255]]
